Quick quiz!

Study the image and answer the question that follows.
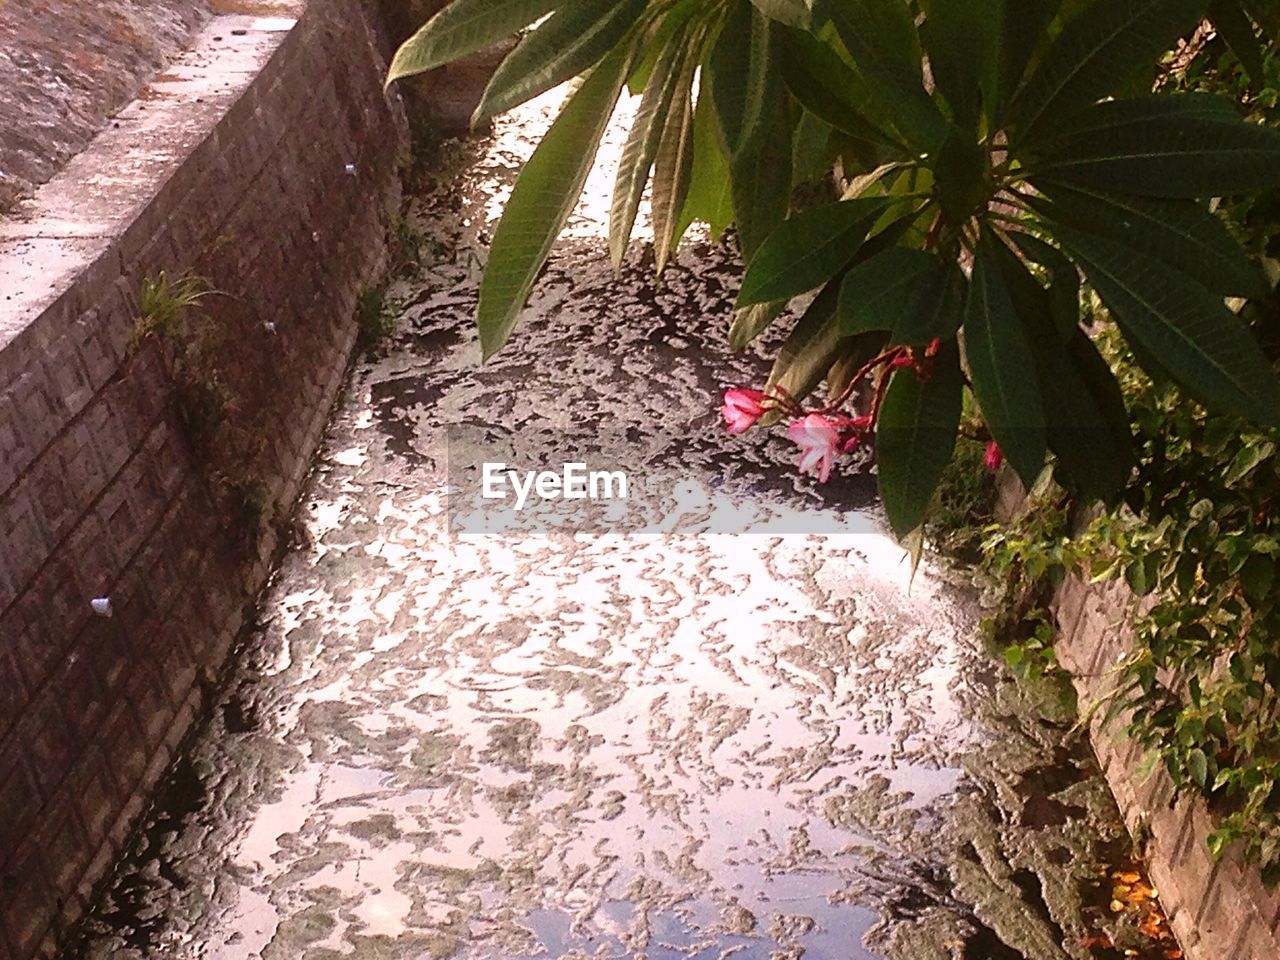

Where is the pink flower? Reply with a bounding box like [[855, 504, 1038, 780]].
[[722, 387, 767, 435], [788, 413, 841, 482], [984, 441, 1004, 471]]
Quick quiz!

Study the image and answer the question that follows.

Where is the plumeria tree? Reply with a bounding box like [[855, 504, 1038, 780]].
[[388, 0, 1280, 537]]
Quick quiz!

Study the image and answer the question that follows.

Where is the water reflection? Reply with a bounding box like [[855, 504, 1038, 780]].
[[65, 88, 1147, 960]]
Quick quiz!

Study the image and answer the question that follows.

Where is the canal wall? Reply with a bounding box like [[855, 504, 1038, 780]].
[[0, 1, 408, 956], [996, 480, 1280, 960]]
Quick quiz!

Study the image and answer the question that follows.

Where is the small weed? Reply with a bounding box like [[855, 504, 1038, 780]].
[[356, 287, 397, 350], [133, 272, 213, 344]]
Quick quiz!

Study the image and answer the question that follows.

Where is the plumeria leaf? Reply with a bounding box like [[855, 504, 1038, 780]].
[[779, 28, 905, 150], [737, 197, 892, 306], [997, 0, 1062, 112], [477, 46, 632, 359], [1008, 230, 1082, 339], [750, 0, 811, 27], [610, 36, 691, 268], [993, 235, 1133, 499], [1031, 94, 1280, 198], [763, 278, 846, 414], [1053, 223, 1280, 427], [876, 341, 963, 538], [474, 0, 646, 120], [387, 0, 558, 83], [1210, 0, 1268, 85], [678, 90, 736, 243], [729, 301, 788, 351], [921, 0, 1002, 130], [1010, 0, 1205, 146], [1031, 182, 1270, 299], [837, 247, 941, 336], [707, 2, 779, 171], [829, 0, 950, 152], [651, 42, 699, 272], [965, 237, 1048, 486], [893, 265, 966, 347]]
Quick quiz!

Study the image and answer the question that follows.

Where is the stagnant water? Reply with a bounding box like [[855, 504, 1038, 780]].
[[66, 93, 1175, 960]]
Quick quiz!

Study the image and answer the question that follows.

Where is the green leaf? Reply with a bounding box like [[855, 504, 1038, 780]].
[[677, 90, 736, 243], [876, 341, 964, 537], [764, 279, 850, 406], [779, 28, 905, 149], [1053, 223, 1280, 427], [829, 0, 950, 152], [1210, 0, 1267, 85], [932, 128, 989, 225], [750, 0, 811, 26], [737, 197, 891, 306], [1032, 182, 1270, 300], [729, 301, 788, 351], [1008, 231, 1081, 339], [1032, 95, 1280, 198], [610, 38, 690, 268], [1188, 748, 1209, 788], [474, 0, 646, 120], [965, 237, 1048, 486], [387, 0, 558, 83], [651, 43, 699, 273], [997, 0, 1062, 111], [921, 0, 1002, 130], [893, 265, 966, 347], [476, 47, 631, 359], [1011, 0, 1205, 146], [993, 234, 1133, 499], [728, 92, 794, 260], [707, 2, 779, 169], [837, 247, 941, 335]]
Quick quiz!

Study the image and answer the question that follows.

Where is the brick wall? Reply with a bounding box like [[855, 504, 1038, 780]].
[[998, 479, 1280, 959], [0, 2, 407, 957]]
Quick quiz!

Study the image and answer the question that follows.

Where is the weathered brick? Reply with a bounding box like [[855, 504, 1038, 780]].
[[0, 842, 55, 960], [0, 747, 39, 866]]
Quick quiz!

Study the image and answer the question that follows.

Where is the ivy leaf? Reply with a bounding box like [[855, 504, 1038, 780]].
[[965, 237, 1048, 487], [1031, 94, 1280, 198], [1052, 224, 1280, 427], [387, 0, 558, 83], [1032, 182, 1270, 300], [1010, 0, 1205, 146], [1188, 748, 1209, 789], [474, 0, 646, 121], [476, 47, 631, 359], [737, 197, 891, 307], [876, 341, 964, 538]]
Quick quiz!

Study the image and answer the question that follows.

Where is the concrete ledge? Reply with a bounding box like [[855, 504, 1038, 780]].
[[999, 476, 1280, 960], [0, 1, 406, 956]]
